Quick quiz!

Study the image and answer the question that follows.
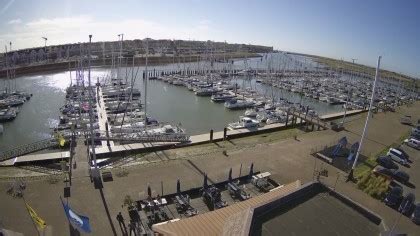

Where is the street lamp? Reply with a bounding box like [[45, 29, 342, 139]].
[[42, 37, 48, 61]]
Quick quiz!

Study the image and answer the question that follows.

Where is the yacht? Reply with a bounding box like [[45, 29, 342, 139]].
[[228, 117, 260, 130], [0, 108, 17, 122], [224, 99, 254, 110], [327, 97, 344, 105], [195, 87, 217, 96], [211, 93, 236, 103], [244, 109, 258, 118]]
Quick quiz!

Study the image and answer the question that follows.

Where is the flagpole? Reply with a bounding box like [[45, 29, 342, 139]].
[[348, 56, 381, 181], [23, 197, 41, 236]]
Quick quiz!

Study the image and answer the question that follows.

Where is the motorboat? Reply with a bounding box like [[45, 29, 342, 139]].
[[0, 108, 17, 122], [244, 109, 258, 118], [224, 99, 254, 110], [211, 93, 236, 103], [228, 117, 260, 130], [195, 87, 217, 96]]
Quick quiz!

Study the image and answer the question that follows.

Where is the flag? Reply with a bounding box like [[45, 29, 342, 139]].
[[54, 132, 66, 147], [82, 102, 90, 111], [61, 198, 92, 233], [25, 203, 47, 230]]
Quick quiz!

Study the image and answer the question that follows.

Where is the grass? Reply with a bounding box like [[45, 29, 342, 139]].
[[312, 55, 419, 85], [353, 131, 410, 199], [353, 138, 405, 179], [356, 171, 390, 200]]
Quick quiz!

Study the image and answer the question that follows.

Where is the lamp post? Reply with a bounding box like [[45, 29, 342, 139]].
[[347, 56, 381, 181], [42, 37, 47, 61]]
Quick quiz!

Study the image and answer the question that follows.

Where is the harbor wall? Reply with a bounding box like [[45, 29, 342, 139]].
[[0, 52, 261, 78]]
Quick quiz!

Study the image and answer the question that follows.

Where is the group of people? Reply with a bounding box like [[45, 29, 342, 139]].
[[117, 212, 138, 236]]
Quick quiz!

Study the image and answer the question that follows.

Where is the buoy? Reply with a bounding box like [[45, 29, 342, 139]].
[[0, 124, 4, 135]]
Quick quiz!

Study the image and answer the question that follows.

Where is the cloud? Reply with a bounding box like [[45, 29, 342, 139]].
[[1, 15, 220, 50], [7, 18, 21, 24], [0, 0, 15, 16]]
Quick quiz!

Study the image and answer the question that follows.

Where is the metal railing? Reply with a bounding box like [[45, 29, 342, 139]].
[[0, 138, 59, 162], [93, 132, 190, 144]]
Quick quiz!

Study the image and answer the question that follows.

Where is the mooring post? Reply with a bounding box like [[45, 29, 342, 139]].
[[210, 129, 214, 142], [105, 122, 110, 147]]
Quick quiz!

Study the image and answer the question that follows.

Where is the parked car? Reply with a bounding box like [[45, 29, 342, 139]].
[[372, 166, 393, 180], [399, 193, 415, 215], [412, 203, 420, 225], [384, 186, 403, 207], [412, 127, 420, 138], [394, 147, 410, 161], [404, 138, 420, 150], [391, 170, 410, 184], [400, 115, 412, 125], [376, 156, 399, 170], [387, 148, 408, 165]]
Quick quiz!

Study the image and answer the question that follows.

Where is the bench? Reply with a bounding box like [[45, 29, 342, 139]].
[[316, 152, 333, 164]]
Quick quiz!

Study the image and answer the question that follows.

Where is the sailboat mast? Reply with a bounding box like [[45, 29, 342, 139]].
[[87, 34, 98, 168], [144, 38, 149, 123]]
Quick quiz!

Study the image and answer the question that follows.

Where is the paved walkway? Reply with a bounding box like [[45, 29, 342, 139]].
[[97, 86, 114, 147]]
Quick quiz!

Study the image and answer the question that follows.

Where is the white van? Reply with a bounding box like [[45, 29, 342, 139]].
[[405, 138, 420, 150], [387, 148, 408, 165]]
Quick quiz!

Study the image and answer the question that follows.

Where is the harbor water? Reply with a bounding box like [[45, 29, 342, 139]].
[[0, 54, 344, 150]]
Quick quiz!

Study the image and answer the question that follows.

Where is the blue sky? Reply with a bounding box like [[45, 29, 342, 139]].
[[0, 0, 419, 77]]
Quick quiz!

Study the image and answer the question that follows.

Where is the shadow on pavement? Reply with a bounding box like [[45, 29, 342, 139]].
[[99, 188, 117, 236]]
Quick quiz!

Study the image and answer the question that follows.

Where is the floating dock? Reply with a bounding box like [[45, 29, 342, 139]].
[[0, 109, 365, 166]]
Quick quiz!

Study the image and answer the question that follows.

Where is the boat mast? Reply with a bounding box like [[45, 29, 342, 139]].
[[118, 33, 124, 80], [144, 38, 149, 124], [87, 35, 98, 169], [4, 46, 10, 94]]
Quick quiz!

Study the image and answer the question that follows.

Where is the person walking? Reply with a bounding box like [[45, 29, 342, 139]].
[[116, 212, 127, 235]]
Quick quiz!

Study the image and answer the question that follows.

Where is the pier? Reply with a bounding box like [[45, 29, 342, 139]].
[[92, 109, 364, 159], [0, 109, 364, 165], [97, 86, 114, 147]]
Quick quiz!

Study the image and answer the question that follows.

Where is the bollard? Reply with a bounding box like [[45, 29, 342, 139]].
[[210, 129, 214, 142], [105, 122, 110, 147], [223, 127, 227, 140]]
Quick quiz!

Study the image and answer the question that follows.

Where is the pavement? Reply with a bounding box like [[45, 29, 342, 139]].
[[0, 101, 419, 235]]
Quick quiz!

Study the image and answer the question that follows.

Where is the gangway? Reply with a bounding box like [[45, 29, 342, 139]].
[[0, 138, 61, 162], [91, 132, 190, 144]]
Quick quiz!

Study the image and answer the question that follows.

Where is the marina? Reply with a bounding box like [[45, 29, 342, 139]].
[[0, 51, 417, 161], [1, 1, 420, 235]]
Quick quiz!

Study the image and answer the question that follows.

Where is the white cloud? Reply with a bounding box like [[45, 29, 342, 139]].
[[0, 15, 220, 50], [0, 0, 15, 16], [7, 18, 21, 24]]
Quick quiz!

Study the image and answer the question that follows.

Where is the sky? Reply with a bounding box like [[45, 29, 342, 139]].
[[0, 0, 419, 77]]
